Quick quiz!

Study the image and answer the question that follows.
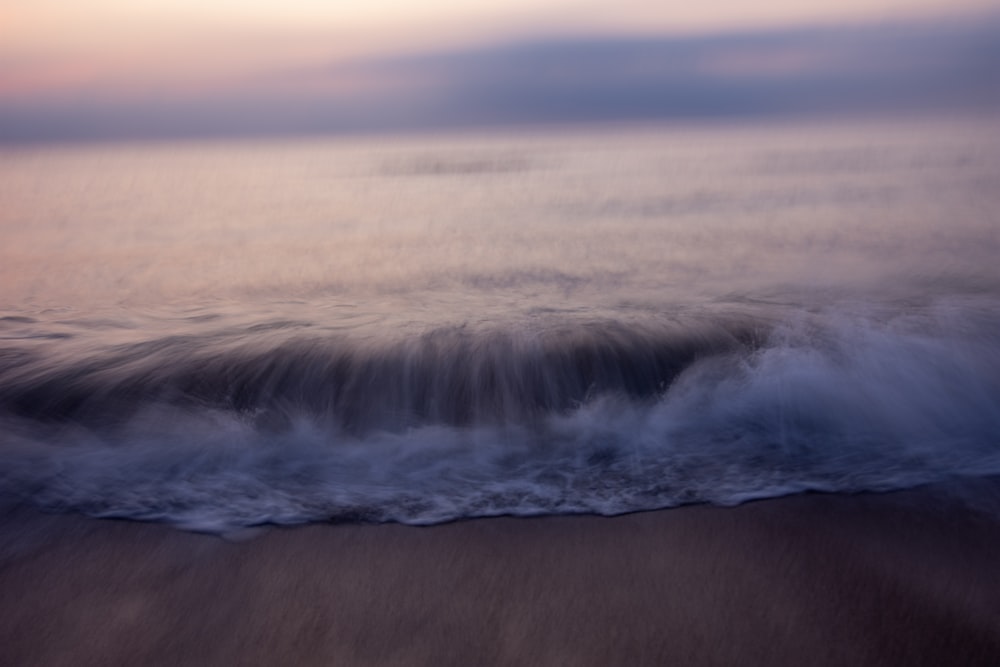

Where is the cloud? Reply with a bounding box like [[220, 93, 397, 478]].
[[348, 18, 1000, 124], [1, 16, 998, 142]]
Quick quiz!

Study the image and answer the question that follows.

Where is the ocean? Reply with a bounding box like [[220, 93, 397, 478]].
[[1, 116, 999, 532]]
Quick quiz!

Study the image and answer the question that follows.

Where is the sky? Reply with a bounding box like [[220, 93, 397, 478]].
[[1, 0, 998, 141]]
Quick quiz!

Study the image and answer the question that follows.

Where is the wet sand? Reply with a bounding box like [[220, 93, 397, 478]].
[[1, 486, 999, 667]]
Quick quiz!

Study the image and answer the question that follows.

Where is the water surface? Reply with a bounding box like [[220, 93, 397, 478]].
[[1, 117, 998, 530]]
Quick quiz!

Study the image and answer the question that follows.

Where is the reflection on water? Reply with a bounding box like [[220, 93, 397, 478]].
[[1, 117, 997, 325]]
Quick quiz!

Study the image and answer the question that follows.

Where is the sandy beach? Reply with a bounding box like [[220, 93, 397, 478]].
[[1, 484, 998, 667]]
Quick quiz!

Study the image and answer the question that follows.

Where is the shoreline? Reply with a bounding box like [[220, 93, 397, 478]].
[[2, 486, 999, 666]]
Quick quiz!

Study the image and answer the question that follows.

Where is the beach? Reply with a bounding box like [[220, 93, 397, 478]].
[[4, 5, 1000, 665], [2, 484, 998, 666], [2, 120, 999, 666]]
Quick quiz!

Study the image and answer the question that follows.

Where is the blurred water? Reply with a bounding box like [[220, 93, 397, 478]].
[[1, 117, 998, 530]]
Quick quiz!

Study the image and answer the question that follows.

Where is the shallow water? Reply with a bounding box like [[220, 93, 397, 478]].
[[1, 117, 999, 531]]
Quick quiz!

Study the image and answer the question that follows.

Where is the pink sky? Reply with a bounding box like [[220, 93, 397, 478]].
[[1, 1, 997, 140], [4, 0, 993, 98]]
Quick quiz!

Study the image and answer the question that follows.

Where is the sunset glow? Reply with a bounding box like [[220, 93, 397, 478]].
[[2, 0, 997, 140]]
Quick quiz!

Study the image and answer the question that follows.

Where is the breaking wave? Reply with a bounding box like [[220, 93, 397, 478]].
[[2, 298, 999, 532]]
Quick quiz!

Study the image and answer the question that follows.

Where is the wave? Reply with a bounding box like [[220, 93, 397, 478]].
[[0, 318, 756, 432], [1, 300, 999, 532]]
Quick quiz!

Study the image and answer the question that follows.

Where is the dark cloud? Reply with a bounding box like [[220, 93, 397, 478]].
[[2, 17, 998, 142]]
